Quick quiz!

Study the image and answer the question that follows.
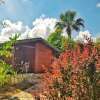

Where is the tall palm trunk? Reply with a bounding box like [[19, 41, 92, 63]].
[[68, 32, 71, 39], [66, 27, 72, 49], [67, 26, 71, 39]]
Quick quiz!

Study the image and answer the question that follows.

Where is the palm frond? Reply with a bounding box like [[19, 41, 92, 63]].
[[55, 21, 66, 30], [72, 24, 80, 31], [78, 22, 85, 28], [65, 10, 76, 22], [55, 10, 85, 38], [76, 18, 84, 23], [75, 18, 85, 28], [60, 13, 65, 21]]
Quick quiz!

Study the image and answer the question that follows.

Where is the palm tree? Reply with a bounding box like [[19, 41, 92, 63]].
[[56, 10, 84, 39]]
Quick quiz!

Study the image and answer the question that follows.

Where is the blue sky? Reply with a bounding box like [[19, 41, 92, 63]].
[[0, 0, 100, 37]]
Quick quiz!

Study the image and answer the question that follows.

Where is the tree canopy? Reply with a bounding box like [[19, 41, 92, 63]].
[[56, 10, 84, 39]]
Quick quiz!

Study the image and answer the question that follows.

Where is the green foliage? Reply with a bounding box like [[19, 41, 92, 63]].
[[96, 37, 100, 43], [47, 28, 68, 51], [0, 34, 19, 87], [9, 33, 20, 44], [56, 10, 84, 39], [48, 28, 76, 52], [0, 61, 16, 86], [65, 38, 77, 50], [84, 62, 100, 100], [94, 37, 100, 47], [0, 34, 19, 57]]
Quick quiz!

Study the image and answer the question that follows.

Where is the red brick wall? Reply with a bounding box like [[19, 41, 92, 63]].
[[34, 43, 53, 73]]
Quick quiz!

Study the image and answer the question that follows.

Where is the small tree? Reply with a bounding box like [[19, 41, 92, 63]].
[[48, 28, 68, 51], [0, 34, 19, 87]]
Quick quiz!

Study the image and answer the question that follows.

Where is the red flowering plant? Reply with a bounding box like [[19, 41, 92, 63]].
[[43, 40, 100, 100]]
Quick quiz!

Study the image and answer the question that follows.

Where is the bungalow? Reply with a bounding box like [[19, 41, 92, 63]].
[[13, 38, 59, 73]]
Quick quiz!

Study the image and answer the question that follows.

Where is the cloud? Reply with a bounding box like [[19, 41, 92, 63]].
[[96, 3, 100, 8], [29, 16, 57, 39], [0, 36, 9, 43], [0, 16, 57, 43], [0, 0, 5, 5], [75, 30, 96, 43], [0, 20, 30, 42], [0, 18, 97, 44]]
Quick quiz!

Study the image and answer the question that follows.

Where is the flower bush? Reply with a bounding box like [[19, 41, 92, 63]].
[[43, 41, 100, 100]]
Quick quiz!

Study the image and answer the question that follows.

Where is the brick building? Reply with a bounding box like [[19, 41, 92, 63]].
[[13, 38, 59, 73]]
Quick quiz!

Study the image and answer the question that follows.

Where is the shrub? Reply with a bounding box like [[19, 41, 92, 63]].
[[43, 41, 100, 100], [0, 34, 19, 87], [47, 28, 68, 52]]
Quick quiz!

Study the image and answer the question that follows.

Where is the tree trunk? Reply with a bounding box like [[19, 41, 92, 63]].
[[67, 27, 71, 39]]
